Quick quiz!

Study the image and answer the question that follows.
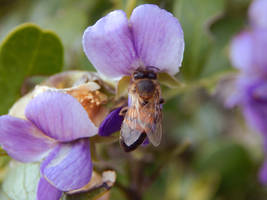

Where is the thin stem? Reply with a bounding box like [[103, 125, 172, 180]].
[[164, 70, 237, 100]]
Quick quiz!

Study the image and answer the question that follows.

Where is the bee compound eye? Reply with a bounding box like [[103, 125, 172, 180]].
[[147, 72, 157, 79], [133, 71, 145, 79]]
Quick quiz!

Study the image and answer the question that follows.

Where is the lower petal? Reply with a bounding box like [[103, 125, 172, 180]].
[[37, 177, 62, 200], [41, 139, 92, 191], [0, 115, 56, 162], [99, 107, 124, 136]]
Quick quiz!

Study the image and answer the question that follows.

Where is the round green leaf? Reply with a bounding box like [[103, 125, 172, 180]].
[[0, 23, 63, 114]]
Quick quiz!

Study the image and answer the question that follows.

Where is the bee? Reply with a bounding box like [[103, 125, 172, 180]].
[[119, 67, 164, 152]]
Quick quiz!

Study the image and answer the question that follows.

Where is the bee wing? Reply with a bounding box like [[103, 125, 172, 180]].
[[121, 119, 143, 146], [120, 104, 144, 146], [144, 104, 162, 147]]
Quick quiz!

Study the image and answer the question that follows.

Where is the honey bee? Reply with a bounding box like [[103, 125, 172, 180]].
[[119, 67, 164, 152]]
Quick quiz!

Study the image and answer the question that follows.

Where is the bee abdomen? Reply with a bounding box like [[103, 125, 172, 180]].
[[120, 132, 147, 152]]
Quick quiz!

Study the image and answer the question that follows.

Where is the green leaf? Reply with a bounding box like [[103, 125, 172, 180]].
[[194, 141, 254, 194], [0, 23, 63, 114], [174, 0, 225, 80], [2, 162, 40, 200], [158, 72, 182, 88]]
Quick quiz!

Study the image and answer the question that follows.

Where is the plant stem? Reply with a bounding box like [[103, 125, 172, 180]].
[[164, 70, 237, 100]]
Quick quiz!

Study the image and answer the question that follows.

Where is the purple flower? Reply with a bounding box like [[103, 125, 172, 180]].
[[230, 29, 267, 75], [82, 4, 184, 80], [82, 4, 184, 137], [230, 0, 267, 184], [0, 92, 98, 200]]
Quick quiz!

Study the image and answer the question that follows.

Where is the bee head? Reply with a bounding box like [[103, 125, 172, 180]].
[[133, 68, 157, 80]]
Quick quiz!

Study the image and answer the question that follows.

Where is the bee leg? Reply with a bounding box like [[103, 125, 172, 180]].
[[159, 98, 165, 104], [119, 106, 128, 116]]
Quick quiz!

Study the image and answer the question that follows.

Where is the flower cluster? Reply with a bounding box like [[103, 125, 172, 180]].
[[0, 4, 184, 200], [0, 92, 97, 200], [230, 0, 267, 183]]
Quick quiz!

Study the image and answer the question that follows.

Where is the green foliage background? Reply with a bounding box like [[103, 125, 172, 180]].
[[0, 0, 266, 200]]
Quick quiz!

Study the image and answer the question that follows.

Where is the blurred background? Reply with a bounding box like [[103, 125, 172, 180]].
[[0, 0, 266, 200]]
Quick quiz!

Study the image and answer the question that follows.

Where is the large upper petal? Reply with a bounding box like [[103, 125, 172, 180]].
[[41, 139, 92, 191], [0, 115, 56, 162], [25, 92, 98, 142], [130, 4, 184, 75], [37, 178, 62, 200], [249, 0, 267, 29], [83, 10, 138, 79]]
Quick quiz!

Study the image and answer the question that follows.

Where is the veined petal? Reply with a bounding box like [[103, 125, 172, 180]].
[[37, 178, 62, 200], [26, 92, 98, 142], [41, 139, 92, 191], [130, 4, 184, 75], [99, 107, 124, 136], [249, 0, 267, 29], [0, 115, 56, 162], [83, 10, 138, 79]]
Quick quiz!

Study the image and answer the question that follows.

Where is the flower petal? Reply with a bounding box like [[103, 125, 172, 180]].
[[230, 31, 253, 71], [130, 4, 184, 75], [26, 92, 98, 142], [37, 178, 62, 200], [41, 139, 92, 191], [249, 0, 267, 29], [230, 29, 267, 74], [239, 77, 267, 135], [0, 115, 56, 162], [99, 107, 124, 136], [259, 159, 267, 184], [83, 10, 138, 79]]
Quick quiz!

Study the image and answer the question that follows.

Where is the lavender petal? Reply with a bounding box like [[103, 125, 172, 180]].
[[41, 139, 92, 191], [130, 4, 184, 75], [99, 107, 124, 136], [241, 78, 267, 135], [230, 31, 253, 71], [230, 29, 267, 75], [26, 92, 98, 142], [249, 0, 267, 29], [37, 177, 62, 200], [83, 10, 138, 79], [0, 115, 56, 162]]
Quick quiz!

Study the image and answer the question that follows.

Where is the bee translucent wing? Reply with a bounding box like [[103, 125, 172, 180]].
[[146, 109, 162, 146], [121, 121, 143, 146]]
